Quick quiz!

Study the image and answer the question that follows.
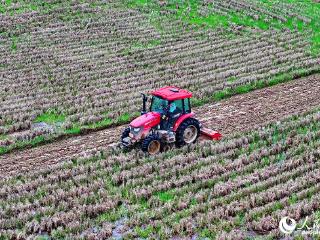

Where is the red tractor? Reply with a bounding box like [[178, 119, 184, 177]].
[[121, 86, 222, 155]]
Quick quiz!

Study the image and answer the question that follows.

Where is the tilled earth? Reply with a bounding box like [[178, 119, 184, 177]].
[[1, 74, 320, 176]]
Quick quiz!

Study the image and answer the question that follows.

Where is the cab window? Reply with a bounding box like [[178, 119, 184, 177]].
[[171, 100, 183, 113], [151, 96, 168, 113], [183, 98, 191, 113]]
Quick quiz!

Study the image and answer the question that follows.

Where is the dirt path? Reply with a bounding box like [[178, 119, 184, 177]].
[[199, 75, 320, 134], [1, 74, 320, 176]]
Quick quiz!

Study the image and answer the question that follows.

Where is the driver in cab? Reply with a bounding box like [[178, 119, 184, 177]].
[[164, 102, 181, 130]]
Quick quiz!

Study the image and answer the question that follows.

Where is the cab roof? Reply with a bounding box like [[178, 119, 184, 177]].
[[151, 86, 192, 101]]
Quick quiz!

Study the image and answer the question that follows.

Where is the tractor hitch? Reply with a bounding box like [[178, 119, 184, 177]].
[[200, 127, 222, 141]]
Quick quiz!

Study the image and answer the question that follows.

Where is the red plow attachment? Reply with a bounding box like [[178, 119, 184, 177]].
[[200, 127, 222, 141]]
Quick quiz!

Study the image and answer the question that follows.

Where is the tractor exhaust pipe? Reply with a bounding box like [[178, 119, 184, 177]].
[[141, 93, 147, 115]]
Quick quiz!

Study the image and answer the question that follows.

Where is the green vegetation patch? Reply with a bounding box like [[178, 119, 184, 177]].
[[128, 0, 320, 55], [0, 134, 8, 140], [135, 225, 154, 238], [156, 191, 175, 202], [0, 0, 72, 15], [211, 66, 320, 101], [34, 110, 66, 124], [64, 125, 82, 135]]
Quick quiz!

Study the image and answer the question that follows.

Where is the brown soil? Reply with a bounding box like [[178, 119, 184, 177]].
[[1, 74, 320, 176], [198, 74, 320, 135]]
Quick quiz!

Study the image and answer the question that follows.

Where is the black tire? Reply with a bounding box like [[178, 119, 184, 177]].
[[121, 127, 130, 141], [121, 127, 130, 149], [176, 118, 200, 147], [141, 134, 162, 155], [161, 143, 172, 152]]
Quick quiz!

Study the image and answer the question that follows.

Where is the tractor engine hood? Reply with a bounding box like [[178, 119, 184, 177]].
[[130, 112, 161, 129]]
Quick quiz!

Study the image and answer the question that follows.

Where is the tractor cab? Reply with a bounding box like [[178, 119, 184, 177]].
[[150, 86, 192, 112], [148, 87, 192, 130], [150, 94, 191, 115]]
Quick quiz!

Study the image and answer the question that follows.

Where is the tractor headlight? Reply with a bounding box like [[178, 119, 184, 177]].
[[133, 127, 141, 133]]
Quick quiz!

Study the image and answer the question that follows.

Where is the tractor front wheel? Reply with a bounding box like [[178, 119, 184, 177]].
[[176, 118, 200, 147], [142, 134, 162, 155], [121, 127, 130, 141], [121, 127, 131, 148]]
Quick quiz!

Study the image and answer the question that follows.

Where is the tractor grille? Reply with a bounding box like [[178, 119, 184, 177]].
[[130, 126, 142, 136]]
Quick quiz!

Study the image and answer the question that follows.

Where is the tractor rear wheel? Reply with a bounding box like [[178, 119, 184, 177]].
[[142, 134, 161, 155], [176, 118, 200, 147]]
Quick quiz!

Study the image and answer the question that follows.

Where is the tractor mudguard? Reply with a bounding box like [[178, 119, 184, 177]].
[[173, 112, 195, 132]]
